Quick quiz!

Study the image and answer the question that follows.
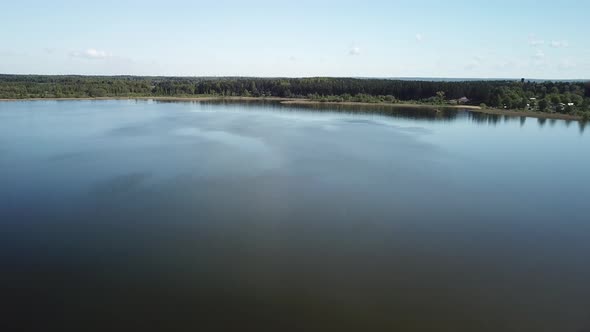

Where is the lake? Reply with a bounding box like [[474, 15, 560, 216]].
[[1, 100, 589, 332]]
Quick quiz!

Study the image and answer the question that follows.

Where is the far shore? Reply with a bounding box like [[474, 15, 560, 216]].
[[0, 96, 584, 121]]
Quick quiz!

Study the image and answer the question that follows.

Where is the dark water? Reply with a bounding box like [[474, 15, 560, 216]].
[[1, 100, 589, 332]]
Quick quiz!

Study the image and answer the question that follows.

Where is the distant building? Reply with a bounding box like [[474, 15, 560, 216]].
[[458, 96, 470, 104], [553, 103, 566, 112]]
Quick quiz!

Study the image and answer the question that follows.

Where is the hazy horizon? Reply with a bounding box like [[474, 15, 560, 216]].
[[1, 74, 588, 83], [1, 0, 589, 79]]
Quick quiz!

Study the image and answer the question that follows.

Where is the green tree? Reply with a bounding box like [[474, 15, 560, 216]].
[[435, 91, 445, 104], [570, 94, 583, 106], [550, 94, 561, 105], [538, 99, 548, 111]]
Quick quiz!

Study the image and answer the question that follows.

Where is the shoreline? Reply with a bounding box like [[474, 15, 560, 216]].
[[0, 96, 584, 121], [0, 96, 294, 102]]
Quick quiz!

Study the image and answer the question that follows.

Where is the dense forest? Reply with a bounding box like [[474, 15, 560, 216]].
[[1, 75, 589, 118]]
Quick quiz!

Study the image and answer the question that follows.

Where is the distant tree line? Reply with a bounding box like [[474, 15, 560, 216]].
[[1, 75, 589, 117]]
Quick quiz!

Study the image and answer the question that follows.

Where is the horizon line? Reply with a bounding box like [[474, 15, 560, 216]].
[[1, 73, 589, 82]]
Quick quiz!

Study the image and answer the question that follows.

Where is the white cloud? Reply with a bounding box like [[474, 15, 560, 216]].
[[415, 33, 423, 42], [0, 49, 25, 57], [70, 48, 113, 59], [348, 47, 361, 56], [558, 58, 576, 70], [550, 40, 569, 48], [532, 50, 548, 67], [528, 34, 544, 46], [465, 55, 483, 70]]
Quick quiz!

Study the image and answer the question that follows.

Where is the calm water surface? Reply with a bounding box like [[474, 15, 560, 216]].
[[1, 100, 589, 331]]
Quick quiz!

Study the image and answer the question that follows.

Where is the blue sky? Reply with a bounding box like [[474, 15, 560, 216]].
[[1, 0, 588, 78]]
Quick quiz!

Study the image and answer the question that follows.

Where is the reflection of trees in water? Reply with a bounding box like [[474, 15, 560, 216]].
[[467, 112, 502, 126], [287, 104, 461, 122], [153, 99, 587, 135], [467, 111, 587, 133], [197, 100, 462, 122], [156, 99, 280, 108]]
